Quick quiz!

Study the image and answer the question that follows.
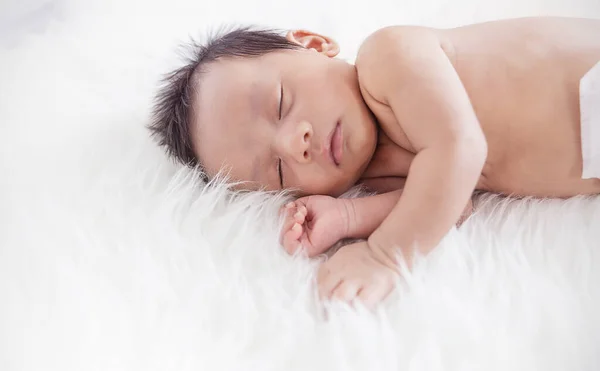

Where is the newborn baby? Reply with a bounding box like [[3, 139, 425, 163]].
[[150, 17, 600, 307]]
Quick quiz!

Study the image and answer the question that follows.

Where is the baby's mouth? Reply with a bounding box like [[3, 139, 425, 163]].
[[330, 121, 343, 167]]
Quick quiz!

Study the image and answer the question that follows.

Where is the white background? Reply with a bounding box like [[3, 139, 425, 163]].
[[1, 1, 600, 370]]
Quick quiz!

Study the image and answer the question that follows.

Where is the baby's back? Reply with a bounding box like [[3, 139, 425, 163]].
[[441, 17, 600, 196]]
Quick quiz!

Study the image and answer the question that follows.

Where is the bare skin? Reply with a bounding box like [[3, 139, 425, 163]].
[[281, 189, 474, 257], [360, 17, 600, 197], [286, 17, 600, 306], [193, 17, 600, 307]]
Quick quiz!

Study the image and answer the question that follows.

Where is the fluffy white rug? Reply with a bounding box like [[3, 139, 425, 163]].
[[1, 1, 600, 370]]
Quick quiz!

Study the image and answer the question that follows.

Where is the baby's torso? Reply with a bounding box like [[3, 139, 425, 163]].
[[360, 17, 600, 197]]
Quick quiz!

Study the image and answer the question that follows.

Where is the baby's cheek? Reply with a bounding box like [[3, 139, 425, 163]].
[[304, 181, 344, 197], [293, 167, 355, 196]]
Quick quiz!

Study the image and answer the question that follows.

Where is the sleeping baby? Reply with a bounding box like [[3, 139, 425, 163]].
[[149, 17, 600, 308]]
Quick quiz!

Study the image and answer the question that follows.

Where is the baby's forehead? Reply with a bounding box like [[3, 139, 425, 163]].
[[197, 65, 271, 121], [201, 56, 275, 94], [193, 65, 271, 178]]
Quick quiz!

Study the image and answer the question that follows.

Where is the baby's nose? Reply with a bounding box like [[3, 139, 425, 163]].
[[283, 121, 313, 164]]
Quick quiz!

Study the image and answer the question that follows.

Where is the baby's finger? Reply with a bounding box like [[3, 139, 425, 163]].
[[317, 266, 342, 300], [332, 281, 360, 303], [282, 237, 302, 255], [294, 209, 306, 224], [281, 206, 298, 232], [282, 224, 303, 254], [279, 201, 295, 215], [291, 222, 303, 237], [282, 215, 295, 232], [285, 202, 297, 216], [357, 282, 394, 310], [297, 205, 308, 217]]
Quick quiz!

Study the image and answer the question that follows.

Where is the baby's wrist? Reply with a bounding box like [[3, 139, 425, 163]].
[[339, 198, 359, 238], [367, 231, 402, 271]]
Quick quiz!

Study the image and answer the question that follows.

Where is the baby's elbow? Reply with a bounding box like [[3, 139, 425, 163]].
[[459, 133, 488, 169], [468, 130, 487, 156], [440, 130, 487, 170]]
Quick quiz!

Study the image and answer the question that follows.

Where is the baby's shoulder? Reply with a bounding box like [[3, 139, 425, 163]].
[[357, 26, 421, 69], [358, 25, 431, 49], [356, 25, 446, 65], [355, 26, 450, 97]]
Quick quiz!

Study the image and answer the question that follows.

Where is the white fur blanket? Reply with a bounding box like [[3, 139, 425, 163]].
[[1, 1, 599, 370]]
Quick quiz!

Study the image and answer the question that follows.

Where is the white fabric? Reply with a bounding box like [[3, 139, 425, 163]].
[[581, 60, 600, 179], [1, 1, 600, 371]]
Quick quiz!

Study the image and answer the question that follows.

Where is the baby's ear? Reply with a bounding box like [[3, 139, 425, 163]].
[[286, 30, 339, 58]]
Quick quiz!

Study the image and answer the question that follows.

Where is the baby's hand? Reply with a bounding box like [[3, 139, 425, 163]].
[[280, 195, 351, 257], [317, 240, 398, 309]]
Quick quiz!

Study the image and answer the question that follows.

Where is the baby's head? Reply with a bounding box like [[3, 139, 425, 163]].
[[150, 27, 378, 197]]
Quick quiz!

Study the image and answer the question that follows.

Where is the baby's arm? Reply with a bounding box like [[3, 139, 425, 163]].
[[281, 190, 403, 256], [345, 189, 473, 239], [344, 189, 403, 239], [283, 188, 474, 256], [356, 27, 487, 264]]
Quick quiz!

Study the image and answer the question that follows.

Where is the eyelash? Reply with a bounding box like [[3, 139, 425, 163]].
[[278, 85, 284, 188], [278, 85, 283, 120], [278, 159, 284, 188]]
